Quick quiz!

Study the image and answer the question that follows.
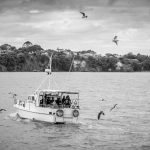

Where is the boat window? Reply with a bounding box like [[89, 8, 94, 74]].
[[50, 92, 58, 96], [38, 92, 79, 108], [28, 96, 35, 101], [62, 93, 78, 100]]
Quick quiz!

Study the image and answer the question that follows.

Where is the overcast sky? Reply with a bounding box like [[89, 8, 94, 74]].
[[0, 0, 150, 54]]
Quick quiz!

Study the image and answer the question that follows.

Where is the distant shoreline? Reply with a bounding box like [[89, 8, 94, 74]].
[[0, 71, 150, 73], [1, 42, 150, 72]]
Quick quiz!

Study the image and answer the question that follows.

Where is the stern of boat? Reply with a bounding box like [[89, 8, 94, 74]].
[[55, 108, 79, 124]]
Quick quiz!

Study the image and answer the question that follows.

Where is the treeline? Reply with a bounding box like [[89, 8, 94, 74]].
[[0, 42, 150, 72]]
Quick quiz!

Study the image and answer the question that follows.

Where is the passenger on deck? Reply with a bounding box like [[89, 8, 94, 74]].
[[46, 97, 51, 105], [62, 96, 66, 106], [42, 94, 47, 107], [64, 95, 71, 108], [56, 97, 61, 106], [66, 95, 71, 102], [53, 100, 58, 108], [49, 97, 54, 106], [40, 99, 43, 106], [39, 95, 44, 107], [44, 94, 47, 100]]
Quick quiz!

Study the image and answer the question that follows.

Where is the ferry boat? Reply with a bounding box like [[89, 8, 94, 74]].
[[13, 53, 80, 124]]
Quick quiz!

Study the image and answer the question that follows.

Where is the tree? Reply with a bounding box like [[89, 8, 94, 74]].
[[40, 55, 49, 64], [106, 56, 118, 71], [22, 41, 33, 48], [131, 62, 142, 71], [87, 56, 98, 69], [6, 54, 17, 71], [17, 53, 26, 64], [124, 52, 136, 59], [136, 53, 148, 62], [142, 58, 150, 71], [100, 57, 109, 71]]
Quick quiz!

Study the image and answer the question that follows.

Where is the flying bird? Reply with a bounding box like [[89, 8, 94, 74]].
[[112, 36, 119, 45], [110, 104, 118, 112], [80, 12, 88, 18], [0, 109, 7, 112], [97, 111, 105, 120]]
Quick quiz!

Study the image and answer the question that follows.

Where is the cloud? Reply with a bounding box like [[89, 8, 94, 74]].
[[107, 0, 118, 6], [118, 28, 139, 41], [1, 0, 150, 14], [0, 0, 150, 54], [29, 9, 41, 14]]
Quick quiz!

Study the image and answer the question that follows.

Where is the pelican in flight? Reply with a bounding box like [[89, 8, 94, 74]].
[[97, 111, 105, 120], [112, 36, 119, 45], [80, 12, 88, 18], [110, 104, 118, 112]]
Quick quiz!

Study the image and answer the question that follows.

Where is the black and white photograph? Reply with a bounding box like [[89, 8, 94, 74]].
[[0, 0, 150, 150]]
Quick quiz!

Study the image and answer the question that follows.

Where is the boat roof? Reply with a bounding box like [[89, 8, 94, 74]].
[[35, 89, 79, 94]]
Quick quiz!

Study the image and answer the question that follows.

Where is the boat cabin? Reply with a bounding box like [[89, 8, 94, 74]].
[[29, 90, 79, 109]]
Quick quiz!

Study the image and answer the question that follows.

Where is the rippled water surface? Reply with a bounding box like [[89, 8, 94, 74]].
[[0, 72, 150, 150]]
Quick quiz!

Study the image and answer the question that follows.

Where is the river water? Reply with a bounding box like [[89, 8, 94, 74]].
[[0, 72, 150, 150]]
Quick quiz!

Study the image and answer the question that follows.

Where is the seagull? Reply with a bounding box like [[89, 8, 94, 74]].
[[112, 36, 119, 45], [80, 12, 88, 18], [97, 111, 105, 120], [0, 109, 7, 112], [110, 104, 118, 112]]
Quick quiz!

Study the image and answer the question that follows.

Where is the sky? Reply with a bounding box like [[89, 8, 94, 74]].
[[0, 0, 150, 55]]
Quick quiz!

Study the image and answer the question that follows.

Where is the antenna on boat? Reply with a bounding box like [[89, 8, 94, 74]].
[[69, 53, 75, 72], [49, 53, 53, 75]]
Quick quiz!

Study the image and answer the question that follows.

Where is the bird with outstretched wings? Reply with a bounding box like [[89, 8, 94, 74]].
[[112, 36, 119, 45], [97, 111, 105, 120], [0, 109, 7, 112], [80, 12, 88, 18], [110, 104, 118, 111], [114, 36, 118, 40]]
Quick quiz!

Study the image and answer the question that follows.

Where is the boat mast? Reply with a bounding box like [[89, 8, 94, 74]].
[[35, 52, 53, 92], [69, 54, 75, 72], [48, 52, 53, 89]]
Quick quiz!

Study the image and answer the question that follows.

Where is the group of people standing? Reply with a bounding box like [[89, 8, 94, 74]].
[[62, 95, 71, 108], [55, 95, 71, 108], [40, 94, 72, 108]]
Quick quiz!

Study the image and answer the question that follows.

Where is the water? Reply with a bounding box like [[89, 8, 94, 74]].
[[0, 72, 150, 150]]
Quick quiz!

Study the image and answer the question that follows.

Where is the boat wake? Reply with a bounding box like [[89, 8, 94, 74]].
[[8, 112, 32, 123]]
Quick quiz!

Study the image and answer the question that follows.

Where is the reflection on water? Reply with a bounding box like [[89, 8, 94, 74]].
[[0, 72, 150, 150]]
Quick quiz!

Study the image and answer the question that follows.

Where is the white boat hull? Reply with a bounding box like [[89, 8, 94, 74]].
[[14, 104, 78, 124]]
